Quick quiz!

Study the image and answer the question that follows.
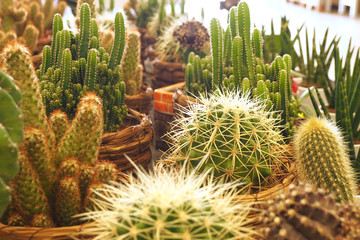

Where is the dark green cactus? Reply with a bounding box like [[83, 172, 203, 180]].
[[38, 3, 127, 132]]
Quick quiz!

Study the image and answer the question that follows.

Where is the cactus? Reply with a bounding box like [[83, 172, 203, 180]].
[[77, 163, 257, 240], [2, 44, 117, 227], [0, 70, 23, 217], [259, 182, 360, 239], [168, 90, 285, 186], [121, 30, 143, 95], [210, 18, 223, 90], [38, 3, 127, 132], [294, 117, 357, 203]]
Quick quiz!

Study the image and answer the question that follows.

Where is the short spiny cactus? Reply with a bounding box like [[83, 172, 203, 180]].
[[1, 44, 118, 227], [77, 163, 257, 239], [169, 90, 285, 186], [294, 117, 358, 203], [259, 182, 360, 240], [38, 3, 127, 132]]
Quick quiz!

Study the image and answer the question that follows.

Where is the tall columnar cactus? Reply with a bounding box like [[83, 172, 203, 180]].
[[2, 44, 117, 227], [121, 30, 143, 95], [0, 71, 23, 217], [77, 164, 257, 240], [210, 18, 223, 90], [38, 3, 127, 132], [260, 183, 360, 239], [294, 117, 357, 203], [169, 90, 285, 186]]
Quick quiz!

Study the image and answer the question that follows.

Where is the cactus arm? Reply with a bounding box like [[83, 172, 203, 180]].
[[78, 3, 91, 59], [232, 36, 243, 89], [210, 18, 223, 90], [185, 63, 194, 95], [279, 70, 288, 128], [60, 49, 72, 92], [229, 6, 238, 39], [193, 55, 203, 84], [40, 46, 51, 76], [252, 28, 263, 60], [51, 14, 63, 66], [224, 26, 232, 67], [85, 49, 98, 91], [241, 77, 250, 95], [109, 12, 125, 69], [283, 54, 292, 99]]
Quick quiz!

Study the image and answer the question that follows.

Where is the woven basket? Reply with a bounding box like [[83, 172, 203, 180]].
[[124, 83, 153, 115], [99, 109, 153, 172], [0, 222, 96, 240], [152, 60, 185, 89]]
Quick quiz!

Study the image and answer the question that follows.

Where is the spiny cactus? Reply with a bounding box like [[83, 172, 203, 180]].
[[259, 182, 360, 240], [38, 3, 127, 132], [0, 70, 23, 217], [77, 163, 257, 240], [294, 117, 358, 203], [168, 90, 285, 186], [121, 30, 143, 95], [2, 44, 118, 227]]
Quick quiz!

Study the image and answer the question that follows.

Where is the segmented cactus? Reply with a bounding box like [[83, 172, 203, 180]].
[[77, 163, 257, 240], [169, 90, 285, 186], [38, 3, 127, 132], [294, 117, 357, 203], [2, 44, 117, 227], [260, 182, 360, 239], [121, 30, 143, 95], [0, 70, 23, 217]]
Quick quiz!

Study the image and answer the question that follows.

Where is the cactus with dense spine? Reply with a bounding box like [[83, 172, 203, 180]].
[[38, 3, 127, 132], [121, 30, 143, 95], [294, 117, 357, 203], [77, 163, 257, 240], [168, 90, 285, 186], [260, 182, 360, 239], [0, 71, 23, 217], [2, 44, 118, 227]]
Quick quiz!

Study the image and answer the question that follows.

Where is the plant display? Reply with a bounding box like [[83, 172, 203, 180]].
[[38, 3, 127, 133], [1, 43, 118, 227], [121, 30, 143, 95], [185, 2, 301, 137], [0, 0, 67, 53], [156, 20, 210, 62], [78, 163, 257, 240], [168, 90, 286, 186], [294, 117, 357, 202], [259, 182, 360, 239], [0, 71, 23, 217]]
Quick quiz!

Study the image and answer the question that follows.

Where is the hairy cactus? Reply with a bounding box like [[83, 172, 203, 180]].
[[259, 182, 360, 239], [168, 90, 285, 186], [0, 70, 23, 217], [1, 44, 117, 227], [294, 117, 357, 203], [38, 3, 127, 132], [121, 30, 143, 95], [77, 163, 257, 239]]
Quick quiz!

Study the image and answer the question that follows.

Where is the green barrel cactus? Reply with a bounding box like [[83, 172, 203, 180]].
[[77, 164, 257, 240], [169, 89, 285, 186], [294, 117, 358, 203]]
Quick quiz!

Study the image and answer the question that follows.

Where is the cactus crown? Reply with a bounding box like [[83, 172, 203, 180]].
[[294, 117, 358, 203], [38, 3, 127, 132], [168, 89, 286, 187], [77, 163, 257, 239], [1, 44, 118, 227]]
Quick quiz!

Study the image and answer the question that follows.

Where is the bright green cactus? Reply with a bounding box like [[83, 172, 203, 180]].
[[121, 30, 143, 95], [210, 18, 223, 90], [169, 90, 285, 186], [0, 70, 23, 218], [77, 163, 257, 240], [38, 3, 127, 132], [294, 117, 358, 203]]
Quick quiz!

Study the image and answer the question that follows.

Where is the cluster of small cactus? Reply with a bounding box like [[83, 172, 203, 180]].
[[38, 3, 127, 132], [259, 182, 360, 239], [168, 90, 285, 186], [0, 0, 67, 53], [294, 117, 358, 202], [121, 30, 143, 95], [1, 43, 119, 227], [78, 163, 257, 240], [0, 71, 23, 217], [185, 2, 300, 137]]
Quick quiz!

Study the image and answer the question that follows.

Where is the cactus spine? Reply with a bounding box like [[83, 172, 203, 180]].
[[38, 3, 127, 132], [2, 44, 117, 227], [294, 117, 357, 202], [169, 90, 285, 186]]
